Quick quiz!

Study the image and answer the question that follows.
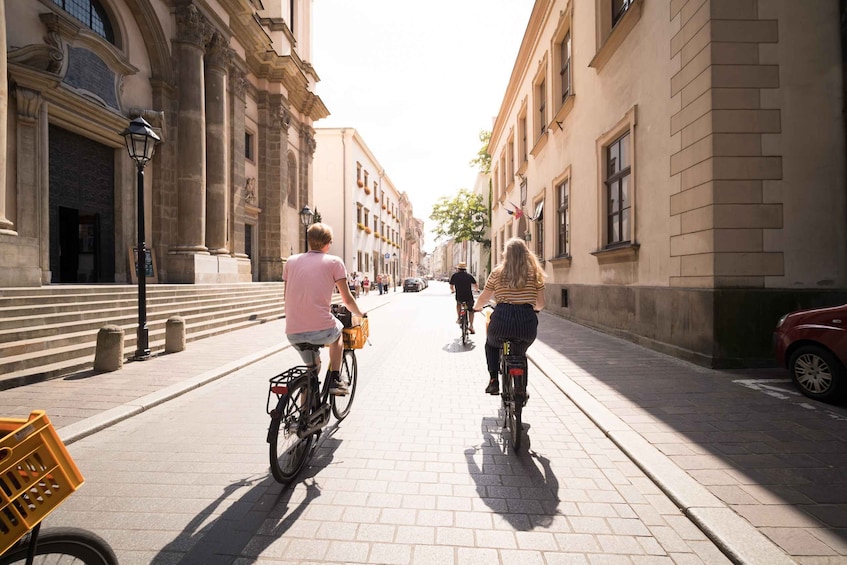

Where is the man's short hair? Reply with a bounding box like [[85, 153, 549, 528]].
[[307, 223, 333, 250]]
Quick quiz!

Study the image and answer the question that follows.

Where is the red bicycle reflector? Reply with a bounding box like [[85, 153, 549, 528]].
[[271, 386, 288, 395], [508, 368, 524, 376]]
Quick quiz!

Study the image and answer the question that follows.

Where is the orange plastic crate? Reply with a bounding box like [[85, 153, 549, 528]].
[[0, 411, 84, 554]]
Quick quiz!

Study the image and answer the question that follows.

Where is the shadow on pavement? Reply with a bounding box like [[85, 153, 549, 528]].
[[464, 416, 561, 531], [535, 314, 847, 554], [148, 426, 344, 563]]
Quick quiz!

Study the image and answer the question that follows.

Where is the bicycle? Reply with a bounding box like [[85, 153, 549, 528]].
[[459, 301, 470, 345], [481, 305, 529, 451], [266, 307, 368, 485], [0, 411, 118, 565]]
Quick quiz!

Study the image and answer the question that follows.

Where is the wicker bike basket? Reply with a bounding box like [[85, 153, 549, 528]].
[[342, 318, 369, 349], [0, 411, 85, 554]]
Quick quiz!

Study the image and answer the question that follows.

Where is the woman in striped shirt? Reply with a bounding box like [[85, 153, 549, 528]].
[[473, 238, 546, 395]]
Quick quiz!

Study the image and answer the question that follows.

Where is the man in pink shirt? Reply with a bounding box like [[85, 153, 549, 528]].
[[283, 223, 365, 395]]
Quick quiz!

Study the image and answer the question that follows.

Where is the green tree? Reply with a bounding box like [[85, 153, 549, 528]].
[[469, 130, 491, 174], [430, 188, 489, 244]]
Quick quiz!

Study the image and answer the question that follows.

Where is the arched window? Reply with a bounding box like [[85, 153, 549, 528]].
[[53, 0, 115, 44], [287, 153, 297, 208]]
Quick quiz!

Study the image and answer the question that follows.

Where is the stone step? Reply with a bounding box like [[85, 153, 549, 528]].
[[0, 307, 286, 390], [0, 290, 284, 335], [0, 283, 287, 389]]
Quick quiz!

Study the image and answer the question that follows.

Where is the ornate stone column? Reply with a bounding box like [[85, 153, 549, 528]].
[[0, 1, 13, 234], [257, 94, 289, 281], [228, 63, 252, 281], [172, 3, 208, 255], [204, 31, 230, 255]]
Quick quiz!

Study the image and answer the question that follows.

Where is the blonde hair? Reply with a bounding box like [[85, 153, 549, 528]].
[[497, 237, 545, 288], [307, 223, 333, 250]]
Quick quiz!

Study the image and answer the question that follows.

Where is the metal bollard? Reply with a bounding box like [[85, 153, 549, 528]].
[[94, 325, 124, 372], [165, 316, 186, 353]]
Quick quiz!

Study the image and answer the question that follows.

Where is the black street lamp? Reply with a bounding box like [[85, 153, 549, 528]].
[[120, 116, 160, 361], [299, 205, 314, 253]]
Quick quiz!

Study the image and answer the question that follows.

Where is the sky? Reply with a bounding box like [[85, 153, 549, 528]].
[[311, 0, 535, 252]]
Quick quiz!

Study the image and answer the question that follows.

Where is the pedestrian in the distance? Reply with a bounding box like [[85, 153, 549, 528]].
[[362, 276, 370, 295]]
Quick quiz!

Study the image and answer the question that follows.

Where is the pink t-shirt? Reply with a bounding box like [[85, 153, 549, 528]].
[[282, 251, 348, 334]]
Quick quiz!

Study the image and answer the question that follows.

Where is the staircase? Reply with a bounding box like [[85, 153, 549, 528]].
[[0, 283, 286, 390]]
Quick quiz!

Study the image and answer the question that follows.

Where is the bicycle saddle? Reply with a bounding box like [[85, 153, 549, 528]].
[[293, 343, 322, 352]]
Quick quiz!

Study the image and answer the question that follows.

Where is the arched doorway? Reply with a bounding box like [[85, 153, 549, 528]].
[[48, 125, 115, 283]]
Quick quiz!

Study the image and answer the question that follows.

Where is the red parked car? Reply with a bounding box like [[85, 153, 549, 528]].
[[774, 303, 847, 403]]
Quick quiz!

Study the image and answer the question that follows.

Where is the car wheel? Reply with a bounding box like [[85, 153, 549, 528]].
[[788, 345, 846, 403]]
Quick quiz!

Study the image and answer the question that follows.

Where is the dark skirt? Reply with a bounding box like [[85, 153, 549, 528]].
[[485, 303, 538, 375]]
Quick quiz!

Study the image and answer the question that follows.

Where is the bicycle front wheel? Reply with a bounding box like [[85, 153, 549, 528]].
[[332, 350, 358, 420], [268, 378, 314, 484], [0, 526, 118, 565]]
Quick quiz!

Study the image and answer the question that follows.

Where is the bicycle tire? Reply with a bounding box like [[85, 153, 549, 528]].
[[460, 311, 468, 345], [0, 526, 118, 565], [268, 377, 314, 484], [331, 350, 358, 420]]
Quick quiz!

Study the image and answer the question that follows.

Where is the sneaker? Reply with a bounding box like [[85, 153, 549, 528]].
[[330, 378, 349, 396], [485, 379, 499, 395], [468, 327, 475, 334]]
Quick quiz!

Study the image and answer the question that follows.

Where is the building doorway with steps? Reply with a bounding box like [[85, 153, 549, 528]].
[[49, 125, 116, 283]]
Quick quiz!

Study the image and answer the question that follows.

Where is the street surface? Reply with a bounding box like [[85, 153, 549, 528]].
[[1, 281, 844, 564]]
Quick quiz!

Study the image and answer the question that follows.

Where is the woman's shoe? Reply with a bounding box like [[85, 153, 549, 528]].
[[485, 379, 499, 395]]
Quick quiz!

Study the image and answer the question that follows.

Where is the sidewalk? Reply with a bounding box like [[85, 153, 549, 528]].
[[1, 285, 843, 562]]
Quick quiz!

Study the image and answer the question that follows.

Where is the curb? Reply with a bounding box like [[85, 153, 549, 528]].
[[528, 346, 794, 565], [58, 342, 290, 445]]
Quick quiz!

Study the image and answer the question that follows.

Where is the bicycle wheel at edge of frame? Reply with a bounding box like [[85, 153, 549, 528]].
[[0, 526, 118, 565], [268, 376, 315, 484], [331, 349, 358, 420]]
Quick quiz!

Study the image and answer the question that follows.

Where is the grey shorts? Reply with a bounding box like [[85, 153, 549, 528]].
[[287, 319, 343, 364]]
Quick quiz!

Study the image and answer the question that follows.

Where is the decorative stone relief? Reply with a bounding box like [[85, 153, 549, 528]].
[[205, 32, 232, 71], [13, 86, 42, 122], [245, 177, 256, 203], [176, 4, 210, 47]]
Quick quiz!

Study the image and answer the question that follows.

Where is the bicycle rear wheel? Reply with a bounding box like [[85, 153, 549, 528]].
[[331, 350, 358, 420], [0, 526, 118, 565], [268, 377, 314, 484], [460, 312, 468, 345]]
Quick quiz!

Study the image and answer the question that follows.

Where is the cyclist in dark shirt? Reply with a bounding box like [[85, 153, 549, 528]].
[[449, 262, 478, 333]]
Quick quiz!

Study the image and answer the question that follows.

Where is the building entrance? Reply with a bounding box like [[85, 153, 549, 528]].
[[49, 125, 115, 283]]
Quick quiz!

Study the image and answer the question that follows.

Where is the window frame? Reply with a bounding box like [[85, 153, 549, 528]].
[[531, 58, 550, 157], [590, 0, 643, 72], [593, 106, 639, 261], [52, 0, 115, 44]]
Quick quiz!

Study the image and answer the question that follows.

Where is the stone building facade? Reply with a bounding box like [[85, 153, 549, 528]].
[[490, 0, 847, 366], [1, 0, 326, 286], [312, 127, 423, 286]]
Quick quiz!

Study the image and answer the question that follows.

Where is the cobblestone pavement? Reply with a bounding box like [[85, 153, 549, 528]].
[[1, 282, 843, 563]]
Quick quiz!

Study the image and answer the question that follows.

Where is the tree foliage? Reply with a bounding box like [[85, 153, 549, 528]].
[[468, 130, 491, 174], [429, 188, 489, 243]]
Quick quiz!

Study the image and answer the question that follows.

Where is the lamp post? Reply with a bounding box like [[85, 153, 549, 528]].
[[299, 205, 314, 253], [120, 116, 160, 361]]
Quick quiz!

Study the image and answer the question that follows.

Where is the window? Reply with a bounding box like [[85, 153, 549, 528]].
[[287, 153, 297, 208], [605, 132, 631, 245], [612, 0, 635, 27], [534, 200, 545, 260], [559, 32, 571, 104], [531, 63, 550, 156], [557, 180, 569, 257], [356, 162, 362, 186], [519, 115, 528, 165], [363, 208, 370, 228], [508, 135, 515, 182], [356, 204, 362, 224], [537, 79, 547, 137], [591, 0, 642, 71], [244, 132, 254, 161], [53, 0, 115, 43]]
